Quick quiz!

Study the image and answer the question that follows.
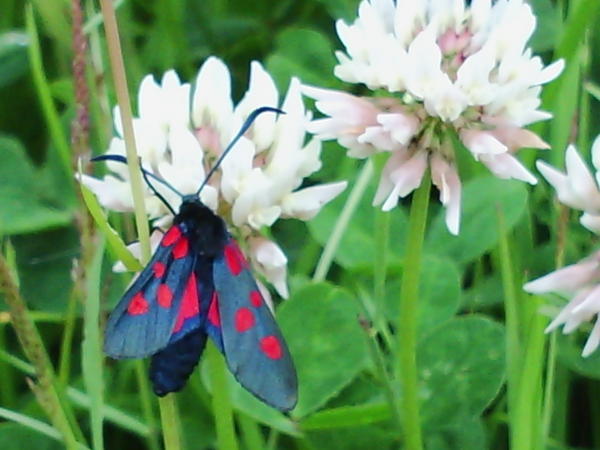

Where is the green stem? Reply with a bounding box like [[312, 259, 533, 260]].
[[207, 342, 239, 450], [364, 325, 401, 427], [25, 6, 72, 180], [373, 209, 394, 348], [98, 0, 151, 261], [158, 396, 183, 450], [135, 361, 161, 450], [58, 290, 79, 385], [237, 413, 264, 450], [313, 160, 373, 282], [396, 172, 430, 450]]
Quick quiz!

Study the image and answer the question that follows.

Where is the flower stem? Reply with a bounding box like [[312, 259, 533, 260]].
[[158, 396, 182, 450], [135, 362, 161, 450], [207, 342, 239, 450], [396, 172, 430, 450], [373, 209, 394, 348], [99, 0, 151, 261], [313, 160, 373, 282]]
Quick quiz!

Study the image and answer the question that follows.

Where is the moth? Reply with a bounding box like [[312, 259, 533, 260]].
[[95, 107, 297, 412]]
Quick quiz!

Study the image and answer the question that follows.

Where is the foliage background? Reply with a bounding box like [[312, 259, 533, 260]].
[[0, 0, 599, 449]]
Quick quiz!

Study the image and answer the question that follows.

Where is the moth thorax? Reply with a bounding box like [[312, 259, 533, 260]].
[[177, 199, 228, 257]]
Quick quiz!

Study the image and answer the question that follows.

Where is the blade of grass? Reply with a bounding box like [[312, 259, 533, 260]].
[[0, 253, 85, 448], [80, 185, 142, 271], [82, 238, 106, 450], [25, 5, 72, 180], [0, 349, 151, 437], [0, 407, 90, 450], [301, 403, 390, 430], [207, 342, 239, 450], [313, 160, 373, 282]]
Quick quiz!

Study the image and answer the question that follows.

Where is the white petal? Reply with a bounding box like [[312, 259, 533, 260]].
[[250, 237, 289, 298], [192, 57, 234, 143], [524, 256, 600, 295], [565, 145, 600, 206], [377, 112, 420, 145], [431, 155, 462, 235], [582, 318, 600, 357], [479, 152, 537, 184], [581, 213, 600, 235], [461, 129, 508, 157], [281, 182, 347, 220], [235, 61, 279, 151], [79, 174, 134, 212], [381, 150, 428, 211], [591, 134, 600, 170]]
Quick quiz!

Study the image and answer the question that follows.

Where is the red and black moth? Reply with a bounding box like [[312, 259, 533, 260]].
[[95, 107, 297, 412]]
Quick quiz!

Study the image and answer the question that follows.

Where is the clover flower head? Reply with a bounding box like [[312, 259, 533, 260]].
[[525, 137, 600, 357], [303, 0, 563, 234], [81, 57, 347, 297]]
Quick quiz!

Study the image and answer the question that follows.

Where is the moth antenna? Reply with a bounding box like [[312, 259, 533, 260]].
[[91, 154, 180, 215], [195, 106, 284, 196]]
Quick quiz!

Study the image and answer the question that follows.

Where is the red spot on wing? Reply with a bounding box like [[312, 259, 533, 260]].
[[157, 284, 173, 308], [249, 291, 262, 308], [235, 307, 256, 332], [162, 226, 181, 246], [172, 238, 189, 259], [260, 335, 282, 359], [224, 241, 248, 276], [127, 292, 149, 315], [208, 292, 221, 327], [172, 273, 200, 333], [153, 262, 166, 278]]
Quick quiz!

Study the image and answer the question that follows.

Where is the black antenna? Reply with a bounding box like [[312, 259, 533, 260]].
[[91, 106, 283, 214], [195, 106, 284, 196], [91, 154, 179, 216]]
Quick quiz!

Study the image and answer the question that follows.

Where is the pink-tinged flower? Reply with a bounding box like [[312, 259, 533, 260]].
[[536, 138, 600, 233], [80, 58, 347, 297], [303, 0, 563, 234], [525, 137, 600, 356], [524, 253, 600, 357]]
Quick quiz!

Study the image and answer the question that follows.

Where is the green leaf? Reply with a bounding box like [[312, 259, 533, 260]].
[[556, 330, 600, 379], [81, 185, 143, 272], [308, 174, 408, 270], [200, 359, 300, 436], [0, 422, 59, 450], [0, 136, 71, 235], [313, 0, 360, 21], [384, 255, 461, 335], [426, 176, 528, 264], [278, 282, 370, 417], [0, 31, 29, 88], [529, 0, 562, 52], [462, 275, 504, 309], [425, 415, 487, 450], [418, 316, 505, 427], [306, 423, 396, 450], [301, 403, 389, 430], [7, 227, 78, 313], [266, 27, 341, 90]]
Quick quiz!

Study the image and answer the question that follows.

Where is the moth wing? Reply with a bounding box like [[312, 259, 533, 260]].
[[211, 239, 297, 412], [104, 225, 199, 358]]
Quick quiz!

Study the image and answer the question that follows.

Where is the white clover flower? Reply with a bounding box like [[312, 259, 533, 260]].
[[81, 57, 347, 297], [303, 0, 563, 235], [525, 137, 600, 356]]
